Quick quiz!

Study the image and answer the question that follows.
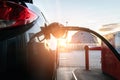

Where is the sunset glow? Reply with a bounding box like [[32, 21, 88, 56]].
[[58, 39, 67, 48], [46, 31, 76, 50]]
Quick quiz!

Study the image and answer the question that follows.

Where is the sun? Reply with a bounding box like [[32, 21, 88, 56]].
[[58, 31, 75, 47], [45, 31, 76, 50], [58, 38, 67, 48]]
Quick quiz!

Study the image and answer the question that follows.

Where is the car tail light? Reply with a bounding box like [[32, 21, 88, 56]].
[[0, 1, 38, 40]]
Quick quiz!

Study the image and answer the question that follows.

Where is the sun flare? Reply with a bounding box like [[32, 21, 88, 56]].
[[58, 39, 67, 48], [45, 31, 76, 50]]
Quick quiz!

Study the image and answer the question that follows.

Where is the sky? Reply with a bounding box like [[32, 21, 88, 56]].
[[33, 0, 120, 32]]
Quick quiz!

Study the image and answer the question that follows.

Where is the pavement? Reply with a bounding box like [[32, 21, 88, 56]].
[[72, 68, 116, 80], [56, 67, 75, 80], [57, 67, 116, 80]]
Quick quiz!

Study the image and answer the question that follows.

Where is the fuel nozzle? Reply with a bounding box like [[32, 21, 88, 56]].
[[43, 22, 66, 39]]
